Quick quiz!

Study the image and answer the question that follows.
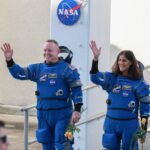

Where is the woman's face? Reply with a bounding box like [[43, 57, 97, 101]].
[[118, 54, 132, 74]]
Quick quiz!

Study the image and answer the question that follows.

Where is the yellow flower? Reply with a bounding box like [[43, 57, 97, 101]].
[[64, 107, 86, 141], [67, 132, 73, 140], [141, 118, 147, 125], [64, 131, 69, 137], [64, 124, 80, 141]]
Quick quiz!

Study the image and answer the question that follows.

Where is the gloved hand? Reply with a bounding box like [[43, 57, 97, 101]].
[[140, 116, 148, 143]]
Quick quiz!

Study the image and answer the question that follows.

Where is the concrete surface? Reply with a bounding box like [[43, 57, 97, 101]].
[[0, 114, 41, 150]]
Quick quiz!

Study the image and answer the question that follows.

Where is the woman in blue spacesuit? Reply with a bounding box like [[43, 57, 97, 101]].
[[89, 40, 149, 150]]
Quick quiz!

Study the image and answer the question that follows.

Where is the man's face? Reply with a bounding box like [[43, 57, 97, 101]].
[[43, 42, 60, 63], [0, 128, 9, 150]]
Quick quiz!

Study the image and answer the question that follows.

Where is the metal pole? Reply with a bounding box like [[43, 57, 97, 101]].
[[24, 110, 29, 150]]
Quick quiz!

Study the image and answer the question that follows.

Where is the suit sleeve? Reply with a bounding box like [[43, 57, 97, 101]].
[[63, 65, 83, 111], [135, 80, 150, 117], [7, 59, 37, 82], [90, 71, 114, 92]]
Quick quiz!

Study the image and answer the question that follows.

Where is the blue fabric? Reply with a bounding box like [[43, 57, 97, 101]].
[[90, 72, 150, 149], [36, 128, 51, 144], [90, 72, 150, 118], [102, 132, 119, 149], [37, 108, 73, 150], [9, 60, 83, 109], [8, 60, 83, 149], [103, 117, 139, 150]]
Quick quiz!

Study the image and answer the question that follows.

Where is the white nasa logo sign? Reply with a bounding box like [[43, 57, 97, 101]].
[[57, 0, 87, 25]]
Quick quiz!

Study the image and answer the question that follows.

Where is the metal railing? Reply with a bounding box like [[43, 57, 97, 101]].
[[144, 65, 150, 70], [20, 65, 150, 150], [21, 104, 37, 150]]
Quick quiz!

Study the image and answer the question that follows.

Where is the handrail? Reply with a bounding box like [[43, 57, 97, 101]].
[[145, 65, 150, 70], [82, 84, 96, 91], [21, 104, 36, 112], [76, 112, 106, 126], [28, 139, 37, 145]]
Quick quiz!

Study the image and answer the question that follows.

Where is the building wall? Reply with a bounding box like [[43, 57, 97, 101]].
[[0, 0, 111, 149], [0, 0, 50, 105], [111, 0, 150, 67], [49, 0, 111, 149], [87, 0, 111, 149]]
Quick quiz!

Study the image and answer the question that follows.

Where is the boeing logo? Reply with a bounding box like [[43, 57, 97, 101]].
[[57, 0, 81, 25]]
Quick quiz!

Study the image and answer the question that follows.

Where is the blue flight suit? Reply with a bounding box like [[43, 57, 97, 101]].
[[90, 72, 150, 150], [8, 60, 83, 150]]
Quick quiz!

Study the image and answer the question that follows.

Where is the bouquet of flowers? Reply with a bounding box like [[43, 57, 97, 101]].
[[64, 123, 80, 141], [130, 118, 147, 150], [64, 107, 86, 141]]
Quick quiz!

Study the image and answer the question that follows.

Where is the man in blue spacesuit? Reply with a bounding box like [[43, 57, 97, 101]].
[[89, 40, 149, 150], [1, 40, 83, 150]]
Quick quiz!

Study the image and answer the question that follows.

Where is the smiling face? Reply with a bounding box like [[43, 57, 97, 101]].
[[43, 41, 60, 63], [112, 50, 142, 79], [118, 54, 133, 75]]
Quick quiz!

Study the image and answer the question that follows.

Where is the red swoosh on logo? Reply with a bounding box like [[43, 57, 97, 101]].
[[62, 2, 82, 19], [69, 3, 82, 12]]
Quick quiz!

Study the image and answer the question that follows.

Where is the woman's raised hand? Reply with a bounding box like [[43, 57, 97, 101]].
[[89, 40, 101, 61]]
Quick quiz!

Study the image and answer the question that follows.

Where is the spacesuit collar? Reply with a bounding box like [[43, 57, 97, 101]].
[[44, 60, 61, 66]]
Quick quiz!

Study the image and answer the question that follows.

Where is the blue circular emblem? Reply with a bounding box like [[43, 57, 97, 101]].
[[57, 0, 81, 25]]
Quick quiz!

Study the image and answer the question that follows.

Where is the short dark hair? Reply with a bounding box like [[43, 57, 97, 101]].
[[112, 50, 142, 80], [0, 121, 5, 128], [46, 39, 59, 46]]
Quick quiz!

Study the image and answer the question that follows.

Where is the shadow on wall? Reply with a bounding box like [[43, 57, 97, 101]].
[[110, 44, 150, 84], [110, 44, 121, 67], [143, 70, 150, 83]]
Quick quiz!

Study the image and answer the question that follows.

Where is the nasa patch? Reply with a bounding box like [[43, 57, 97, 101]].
[[57, 0, 81, 25], [122, 91, 129, 97], [50, 79, 56, 85]]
